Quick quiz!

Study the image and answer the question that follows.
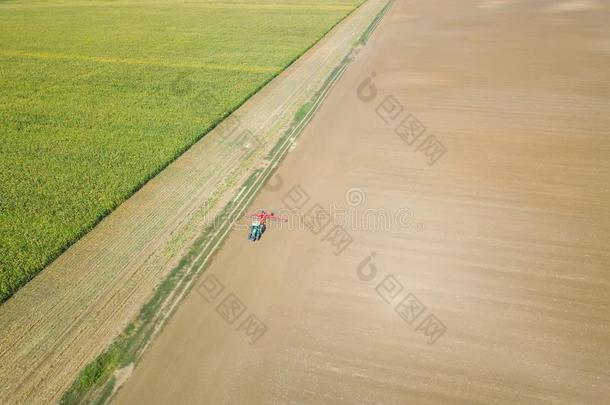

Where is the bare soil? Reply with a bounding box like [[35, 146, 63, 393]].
[[115, 0, 610, 403]]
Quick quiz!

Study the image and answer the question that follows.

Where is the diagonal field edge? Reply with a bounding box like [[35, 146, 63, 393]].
[[0, 1, 391, 403], [60, 2, 392, 403]]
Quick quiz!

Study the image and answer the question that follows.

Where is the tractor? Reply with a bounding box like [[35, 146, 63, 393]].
[[246, 211, 286, 242], [248, 220, 266, 241]]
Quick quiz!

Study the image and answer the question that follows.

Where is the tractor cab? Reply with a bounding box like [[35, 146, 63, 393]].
[[248, 220, 265, 241]]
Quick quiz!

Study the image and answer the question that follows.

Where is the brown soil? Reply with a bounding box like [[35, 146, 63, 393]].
[[115, 0, 610, 403]]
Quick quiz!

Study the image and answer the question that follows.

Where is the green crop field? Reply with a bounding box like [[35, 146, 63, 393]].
[[0, 0, 363, 302]]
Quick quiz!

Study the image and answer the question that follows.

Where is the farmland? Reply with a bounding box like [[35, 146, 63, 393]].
[[0, 0, 363, 302], [115, 0, 610, 403]]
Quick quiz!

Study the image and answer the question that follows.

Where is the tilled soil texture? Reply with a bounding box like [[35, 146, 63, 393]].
[[0, 1, 389, 402], [115, 0, 610, 403]]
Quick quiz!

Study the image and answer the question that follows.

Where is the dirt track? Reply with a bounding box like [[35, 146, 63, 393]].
[[117, 0, 610, 403]]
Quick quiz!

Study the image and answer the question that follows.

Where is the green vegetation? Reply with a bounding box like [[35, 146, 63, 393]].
[[0, 0, 363, 302], [294, 101, 315, 123], [359, 0, 392, 44]]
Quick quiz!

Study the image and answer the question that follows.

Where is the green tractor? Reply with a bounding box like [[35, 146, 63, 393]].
[[248, 220, 266, 241]]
